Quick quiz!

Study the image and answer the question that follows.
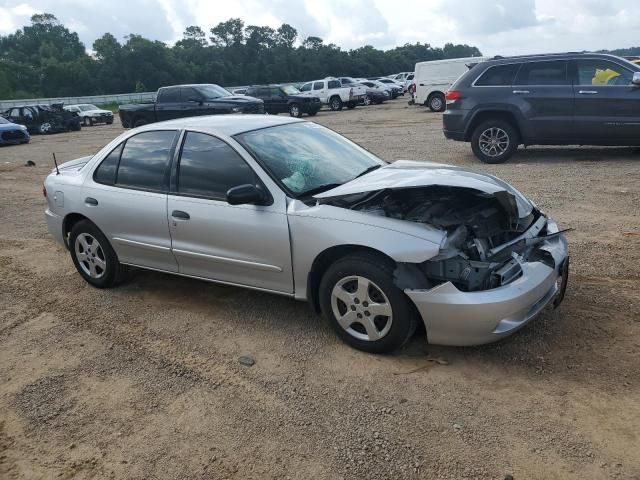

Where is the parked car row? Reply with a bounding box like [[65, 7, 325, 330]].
[[0, 102, 115, 146]]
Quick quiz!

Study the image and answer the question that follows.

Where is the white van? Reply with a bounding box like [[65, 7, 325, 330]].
[[414, 57, 488, 111]]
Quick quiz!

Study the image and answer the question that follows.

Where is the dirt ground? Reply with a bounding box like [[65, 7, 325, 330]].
[[1, 99, 639, 480]]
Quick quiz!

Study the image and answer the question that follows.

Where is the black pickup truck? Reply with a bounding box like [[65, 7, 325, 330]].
[[245, 85, 321, 117], [118, 84, 264, 128]]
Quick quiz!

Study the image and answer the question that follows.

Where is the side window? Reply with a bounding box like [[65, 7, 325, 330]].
[[24, 108, 34, 120], [158, 88, 180, 103], [94, 143, 123, 185], [407, 74, 414, 80], [327, 80, 341, 89], [515, 61, 568, 86], [8, 108, 21, 120], [575, 60, 633, 86], [177, 132, 256, 200], [116, 131, 176, 191], [474, 64, 520, 86], [299, 83, 311, 92], [271, 87, 283, 96], [181, 87, 201, 102], [313, 81, 325, 90], [258, 87, 270, 97]]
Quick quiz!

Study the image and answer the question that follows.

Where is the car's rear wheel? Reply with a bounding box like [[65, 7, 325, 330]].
[[289, 103, 302, 118], [329, 96, 343, 111], [427, 93, 446, 112], [319, 253, 418, 353], [38, 122, 52, 134], [363, 95, 372, 106], [471, 119, 519, 164], [69, 220, 127, 288]]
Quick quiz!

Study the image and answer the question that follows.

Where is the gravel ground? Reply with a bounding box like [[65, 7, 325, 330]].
[[1, 99, 639, 480]]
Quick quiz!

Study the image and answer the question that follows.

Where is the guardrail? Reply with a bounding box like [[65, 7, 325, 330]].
[[0, 92, 157, 110]]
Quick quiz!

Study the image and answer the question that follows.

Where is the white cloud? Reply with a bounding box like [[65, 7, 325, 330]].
[[0, 0, 638, 55]]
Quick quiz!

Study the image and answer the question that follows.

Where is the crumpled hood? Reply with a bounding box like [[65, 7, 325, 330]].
[[315, 160, 534, 218]]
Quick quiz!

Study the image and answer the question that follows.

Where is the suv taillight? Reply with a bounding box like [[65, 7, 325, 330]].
[[445, 90, 463, 102]]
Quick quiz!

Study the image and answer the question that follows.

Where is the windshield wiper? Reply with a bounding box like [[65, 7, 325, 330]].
[[354, 164, 382, 179], [297, 183, 343, 198]]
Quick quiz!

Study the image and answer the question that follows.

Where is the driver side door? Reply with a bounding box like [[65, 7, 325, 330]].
[[167, 131, 293, 294]]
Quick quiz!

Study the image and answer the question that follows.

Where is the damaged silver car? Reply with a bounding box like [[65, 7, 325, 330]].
[[44, 116, 569, 353]]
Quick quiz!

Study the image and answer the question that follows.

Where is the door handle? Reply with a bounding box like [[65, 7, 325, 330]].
[[578, 90, 598, 94], [512, 90, 530, 94], [85, 197, 98, 206], [171, 210, 190, 220]]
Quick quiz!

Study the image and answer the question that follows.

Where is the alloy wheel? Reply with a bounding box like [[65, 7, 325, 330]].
[[290, 104, 300, 117], [74, 233, 107, 279], [39, 122, 51, 134], [430, 96, 443, 111], [331, 275, 393, 342], [364, 96, 372, 105], [479, 127, 510, 157]]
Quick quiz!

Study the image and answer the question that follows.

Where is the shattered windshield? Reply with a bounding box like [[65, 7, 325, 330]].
[[236, 122, 385, 197]]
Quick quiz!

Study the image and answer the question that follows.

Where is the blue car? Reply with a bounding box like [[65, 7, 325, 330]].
[[0, 116, 30, 145]]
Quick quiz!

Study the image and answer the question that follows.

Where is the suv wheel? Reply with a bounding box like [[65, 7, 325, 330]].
[[69, 220, 127, 288], [471, 119, 518, 164], [363, 95, 372, 106], [319, 253, 417, 353], [427, 93, 446, 112], [289, 103, 302, 118], [329, 96, 343, 111]]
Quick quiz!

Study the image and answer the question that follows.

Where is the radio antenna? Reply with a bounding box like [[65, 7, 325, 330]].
[[52, 152, 60, 175]]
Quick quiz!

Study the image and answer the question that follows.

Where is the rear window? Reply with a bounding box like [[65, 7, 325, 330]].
[[515, 60, 568, 86], [116, 131, 176, 191], [474, 64, 520, 86], [94, 144, 122, 185]]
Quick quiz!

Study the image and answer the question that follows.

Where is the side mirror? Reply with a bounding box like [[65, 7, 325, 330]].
[[633, 72, 640, 86], [226, 184, 268, 206]]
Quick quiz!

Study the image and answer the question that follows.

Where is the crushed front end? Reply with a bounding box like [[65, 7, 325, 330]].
[[321, 183, 569, 346]]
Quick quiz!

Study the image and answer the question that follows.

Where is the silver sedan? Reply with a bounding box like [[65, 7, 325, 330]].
[[44, 115, 569, 353]]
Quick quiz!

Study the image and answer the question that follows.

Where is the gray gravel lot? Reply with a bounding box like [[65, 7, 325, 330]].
[[1, 99, 639, 479]]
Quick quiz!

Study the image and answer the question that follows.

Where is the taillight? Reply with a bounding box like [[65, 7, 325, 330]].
[[445, 90, 463, 102], [42, 183, 47, 198]]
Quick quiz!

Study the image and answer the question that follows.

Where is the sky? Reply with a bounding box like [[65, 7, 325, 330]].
[[0, 0, 638, 55]]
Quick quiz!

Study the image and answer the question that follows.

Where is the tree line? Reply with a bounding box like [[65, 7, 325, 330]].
[[0, 14, 483, 100]]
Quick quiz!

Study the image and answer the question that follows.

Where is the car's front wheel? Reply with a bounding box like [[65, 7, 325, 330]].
[[69, 220, 127, 288], [427, 93, 446, 112], [363, 95, 372, 106], [471, 119, 519, 164], [319, 253, 418, 353]]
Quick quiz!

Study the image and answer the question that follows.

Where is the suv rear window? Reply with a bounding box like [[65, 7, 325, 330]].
[[474, 64, 520, 86], [515, 60, 568, 85]]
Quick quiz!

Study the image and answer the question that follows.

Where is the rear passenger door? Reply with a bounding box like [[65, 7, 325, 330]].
[[312, 81, 327, 102], [84, 130, 179, 272], [511, 60, 574, 142], [155, 88, 184, 121], [269, 87, 288, 113], [570, 59, 640, 143], [167, 131, 293, 293]]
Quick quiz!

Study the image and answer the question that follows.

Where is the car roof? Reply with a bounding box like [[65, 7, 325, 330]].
[[138, 114, 304, 137], [483, 52, 627, 65]]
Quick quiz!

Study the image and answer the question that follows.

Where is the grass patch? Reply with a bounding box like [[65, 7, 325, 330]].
[[96, 102, 119, 113]]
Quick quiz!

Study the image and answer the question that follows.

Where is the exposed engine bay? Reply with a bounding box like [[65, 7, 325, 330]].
[[320, 186, 564, 292]]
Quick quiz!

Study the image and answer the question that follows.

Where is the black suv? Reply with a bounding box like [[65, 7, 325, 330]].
[[245, 85, 321, 117], [443, 53, 640, 163]]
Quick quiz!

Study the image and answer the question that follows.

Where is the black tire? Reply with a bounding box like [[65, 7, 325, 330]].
[[106, 119, 113, 125], [288, 103, 302, 118], [307, 110, 318, 117], [319, 252, 418, 354], [133, 118, 147, 128], [329, 96, 343, 111], [471, 119, 519, 164], [346, 102, 356, 109], [69, 220, 128, 288], [427, 93, 446, 112], [363, 96, 372, 106]]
